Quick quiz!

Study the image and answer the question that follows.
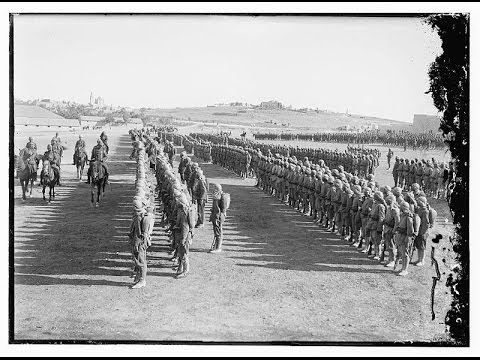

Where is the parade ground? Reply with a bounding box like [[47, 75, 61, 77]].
[[13, 131, 455, 342]]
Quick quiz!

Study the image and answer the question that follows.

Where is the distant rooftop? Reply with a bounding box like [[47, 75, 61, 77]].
[[14, 105, 80, 127], [14, 105, 65, 119]]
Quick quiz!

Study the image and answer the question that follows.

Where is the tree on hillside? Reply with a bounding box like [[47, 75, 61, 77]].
[[425, 13, 469, 345], [105, 113, 115, 124]]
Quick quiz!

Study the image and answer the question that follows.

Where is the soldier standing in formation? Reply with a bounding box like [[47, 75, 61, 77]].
[[209, 183, 227, 253]]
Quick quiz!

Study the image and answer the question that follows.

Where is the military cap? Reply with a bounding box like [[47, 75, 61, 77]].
[[392, 187, 403, 196], [374, 191, 384, 202], [400, 201, 410, 212], [385, 194, 396, 204]]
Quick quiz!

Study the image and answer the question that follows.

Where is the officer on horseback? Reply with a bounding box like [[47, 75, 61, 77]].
[[100, 131, 109, 154], [25, 137, 37, 151], [86, 139, 109, 184], [50, 138, 63, 185], [73, 135, 86, 165], [52, 132, 61, 144], [21, 140, 38, 183], [41, 144, 60, 185]]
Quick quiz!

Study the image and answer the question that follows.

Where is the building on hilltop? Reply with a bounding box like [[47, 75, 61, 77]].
[[259, 100, 284, 110], [412, 114, 441, 133], [89, 92, 105, 108]]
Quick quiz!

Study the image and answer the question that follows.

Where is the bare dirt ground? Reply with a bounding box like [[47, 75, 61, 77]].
[[13, 132, 455, 343]]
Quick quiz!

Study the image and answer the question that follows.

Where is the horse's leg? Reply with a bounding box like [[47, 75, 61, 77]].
[[102, 176, 107, 197], [29, 178, 34, 198], [42, 184, 46, 201], [20, 179, 26, 200], [90, 183, 95, 207], [96, 183, 100, 206], [52, 183, 55, 198]]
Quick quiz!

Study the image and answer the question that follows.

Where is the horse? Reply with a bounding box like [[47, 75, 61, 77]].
[[17, 151, 41, 200], [90, 159, 108, 207], [40, 160, 58, 203], [74, 149, 88, 181]]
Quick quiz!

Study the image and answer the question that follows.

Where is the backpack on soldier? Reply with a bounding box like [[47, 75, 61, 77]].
[[428, 204, 437, 225], [220, 192, 231, 212]]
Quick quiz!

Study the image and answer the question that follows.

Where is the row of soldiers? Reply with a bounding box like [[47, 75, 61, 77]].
[[251, 154, 437, 277], [128, 137, 156, 289], [127, 128, 229, 284], [189, 133, 381, 177], [253, 129, 446, 150], [392, 157, 451, 199]]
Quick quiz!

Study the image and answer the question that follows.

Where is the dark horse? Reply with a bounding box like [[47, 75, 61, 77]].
[[91, 160, 108, 207], [17, 150, 41, 200], [41, 160, 58, 203], [74, 149, 88, 181]]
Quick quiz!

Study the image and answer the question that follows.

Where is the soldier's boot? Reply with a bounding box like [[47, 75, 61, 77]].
[[131, 279, 146, 289], [398, 255, 410, 276], [329, 220, 335, 232], [360, 239, 368, 253], [415, 249, 425, 266], [379, 247, 386, 263], [373, 244, 381, 260], [356, 238, 364, 250], [176, 259, 189, 278]]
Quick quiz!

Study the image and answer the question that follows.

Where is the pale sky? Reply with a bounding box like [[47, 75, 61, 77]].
[[13, 14, 442, 122]]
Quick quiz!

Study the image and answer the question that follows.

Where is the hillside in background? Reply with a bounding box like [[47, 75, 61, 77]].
[[145, 105, 413, 133]]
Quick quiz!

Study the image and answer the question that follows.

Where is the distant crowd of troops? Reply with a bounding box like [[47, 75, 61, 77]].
[[185, 133, 381, 177], [253, 129, 446, 150], [160, 130, 441, 277], [391, 157, 453, 200]]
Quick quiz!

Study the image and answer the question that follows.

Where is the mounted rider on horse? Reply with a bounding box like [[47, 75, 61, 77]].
[[86, 139, 109, 184], [100, 131, 109, 154], [41, 144, 61, 186], [50, 134, 63, 186], [73, 134, 88, 165], [21, 138, 39, 181]]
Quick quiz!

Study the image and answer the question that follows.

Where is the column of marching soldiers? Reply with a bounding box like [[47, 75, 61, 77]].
[[171, 131, 439, 278], [127, 129, 229, 288]]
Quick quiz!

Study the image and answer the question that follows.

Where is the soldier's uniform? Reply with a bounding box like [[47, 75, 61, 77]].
[[368, 191, 386, 260], [359, 189, 373, 253], [209, 184, 226, 253], [193, 173, 208, 227], [129, 201, 147, 287], [174, 197, 194, 278], [392, 158, 400, 187], [383, 195, 400, 267], [73, 137, 86, 165], [413, 196, 430, 266], [394, 202, 415, 276]]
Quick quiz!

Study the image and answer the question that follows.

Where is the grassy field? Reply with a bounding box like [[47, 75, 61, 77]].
[[147, 105, 415, 133]]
